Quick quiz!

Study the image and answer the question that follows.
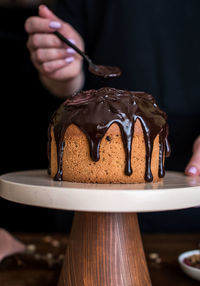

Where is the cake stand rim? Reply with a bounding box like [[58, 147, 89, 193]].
[[0, 169, 200, 212]]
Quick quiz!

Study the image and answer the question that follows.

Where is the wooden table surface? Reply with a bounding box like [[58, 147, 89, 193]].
[[0, 232, 200, 286]]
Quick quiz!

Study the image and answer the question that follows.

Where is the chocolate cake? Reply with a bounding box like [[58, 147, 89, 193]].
[[48, 87, 170, 183]]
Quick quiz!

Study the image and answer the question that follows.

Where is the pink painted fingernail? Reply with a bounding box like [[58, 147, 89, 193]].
[[66, 47, 76, 54], [65, 56, 74, 63], [49, 21, 61, 29], [68, 38, 76, 44], [187, 166, 198, 175], [63, 39, 76, 48]]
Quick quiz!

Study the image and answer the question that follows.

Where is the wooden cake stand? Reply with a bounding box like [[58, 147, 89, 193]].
[[1, 170, 200, 286]]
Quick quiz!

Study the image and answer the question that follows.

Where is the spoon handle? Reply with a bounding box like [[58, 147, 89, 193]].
[[54, 31, 91, 64]]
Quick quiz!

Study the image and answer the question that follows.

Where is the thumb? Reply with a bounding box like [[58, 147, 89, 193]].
[[38, 5, 61, 22], [185, 136, 200, 176], [38, 5, 74, 38]]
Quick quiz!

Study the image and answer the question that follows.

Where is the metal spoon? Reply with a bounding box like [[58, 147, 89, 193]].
[[54, 31, 121, 79]]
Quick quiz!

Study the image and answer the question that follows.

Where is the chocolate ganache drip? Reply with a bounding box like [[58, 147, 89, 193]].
[[48, 87, 170, 182]]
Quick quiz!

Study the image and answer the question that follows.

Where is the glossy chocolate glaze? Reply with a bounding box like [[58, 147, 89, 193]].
[[88, 64, 121, 78], [48, 87, 170, 181]]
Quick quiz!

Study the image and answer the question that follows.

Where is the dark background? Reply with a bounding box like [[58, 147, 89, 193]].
[[0, 3, 200, 233], [0, 6, 74, 233]]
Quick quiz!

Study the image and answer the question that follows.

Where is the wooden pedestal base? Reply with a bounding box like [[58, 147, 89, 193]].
[[58, 212, 152, 286]]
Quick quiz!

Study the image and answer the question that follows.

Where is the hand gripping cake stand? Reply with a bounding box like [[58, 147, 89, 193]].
[[1, 170, 200, 286]]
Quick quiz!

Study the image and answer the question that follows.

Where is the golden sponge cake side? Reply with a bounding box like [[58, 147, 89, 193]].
[[50, 120, 161, 183]]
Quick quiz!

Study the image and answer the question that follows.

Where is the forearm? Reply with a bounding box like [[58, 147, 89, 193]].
[[39, 70, 85, 99]]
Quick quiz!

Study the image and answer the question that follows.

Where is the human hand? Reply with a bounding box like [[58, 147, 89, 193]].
[[185, 136, 200, 176], [25, 5, 84, 81]]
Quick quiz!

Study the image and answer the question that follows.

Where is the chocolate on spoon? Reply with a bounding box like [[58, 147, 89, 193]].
[[54, 31, 121, 79]]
